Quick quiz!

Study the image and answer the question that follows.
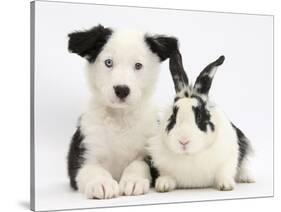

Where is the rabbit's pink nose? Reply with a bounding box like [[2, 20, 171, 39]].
[[179, 138, 189, 146]]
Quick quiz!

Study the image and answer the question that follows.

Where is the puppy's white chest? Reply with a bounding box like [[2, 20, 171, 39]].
[[82, 107, 157, 181], [85, 125, 145, 179]]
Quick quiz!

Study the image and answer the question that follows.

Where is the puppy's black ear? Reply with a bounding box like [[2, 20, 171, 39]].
[[145, 35, 179, 62], [68, 24, 113, 63]]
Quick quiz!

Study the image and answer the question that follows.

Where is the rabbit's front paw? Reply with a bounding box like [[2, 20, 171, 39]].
[[155, 176, 176, 192]]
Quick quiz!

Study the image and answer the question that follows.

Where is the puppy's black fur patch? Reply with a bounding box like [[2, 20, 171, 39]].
[[68, 24, 113, 63], [166, 106, 179, 133], [67, 126, 86, 190], [231, 123, 250, 166], [191, 95, 215, 133], [144, 156, 159, 187], [145, 35, 179, 61]]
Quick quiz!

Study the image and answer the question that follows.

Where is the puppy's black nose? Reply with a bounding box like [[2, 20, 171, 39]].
[[114, 85, 130, 99]]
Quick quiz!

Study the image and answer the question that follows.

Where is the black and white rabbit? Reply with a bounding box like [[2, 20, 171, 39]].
[[148, 50, 255, 192]]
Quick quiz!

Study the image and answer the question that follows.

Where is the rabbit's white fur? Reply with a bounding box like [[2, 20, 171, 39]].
[[148, 53, 254, 191], [149, 100, 244, 191]]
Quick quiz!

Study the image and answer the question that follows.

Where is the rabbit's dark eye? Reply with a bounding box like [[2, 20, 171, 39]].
[[135, 63, 143, 70], [104, 59, 113, 68]]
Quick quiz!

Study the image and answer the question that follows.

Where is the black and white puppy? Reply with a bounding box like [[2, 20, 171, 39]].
[[67, 25, 178, 199]]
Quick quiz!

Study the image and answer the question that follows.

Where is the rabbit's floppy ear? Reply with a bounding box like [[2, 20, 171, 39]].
[[193, 55, 225, 97], [169, 50, 189, 93]]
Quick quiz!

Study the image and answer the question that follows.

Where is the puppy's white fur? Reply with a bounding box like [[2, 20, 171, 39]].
[[76, 30, 160, 199], [149, 99, 252, 192]]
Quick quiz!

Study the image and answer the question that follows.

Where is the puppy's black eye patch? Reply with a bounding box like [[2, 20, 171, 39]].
[[166, 106, 179, 133], [192, 104, 215, 133]]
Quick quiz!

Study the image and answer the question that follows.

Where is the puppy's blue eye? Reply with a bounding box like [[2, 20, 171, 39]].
[[104, 59, 113, 68], [135, 63, 143, 70]]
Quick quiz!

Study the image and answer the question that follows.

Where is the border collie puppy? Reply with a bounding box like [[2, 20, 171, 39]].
[[67, 25, 178, 199]]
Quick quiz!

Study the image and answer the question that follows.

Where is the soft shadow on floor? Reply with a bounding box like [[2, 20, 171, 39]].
[[18, 201, 30, 210]]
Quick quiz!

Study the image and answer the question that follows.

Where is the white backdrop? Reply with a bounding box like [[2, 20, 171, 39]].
[[33, 1, 273, 211]]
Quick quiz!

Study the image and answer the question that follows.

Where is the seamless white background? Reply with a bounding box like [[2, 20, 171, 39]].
[[32, 1, 274, 211], [0, 0, 280, 212]]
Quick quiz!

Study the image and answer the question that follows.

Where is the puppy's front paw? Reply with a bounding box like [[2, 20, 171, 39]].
[[119, 177, 150, 196], [84, 179, 119, 199], [216, 179, 235, 191], [155, 176, 176, 192]]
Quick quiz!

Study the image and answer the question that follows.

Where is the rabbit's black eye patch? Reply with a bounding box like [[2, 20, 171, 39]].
[[166, 106, 179, 133], [192, 104, 215, 133]]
